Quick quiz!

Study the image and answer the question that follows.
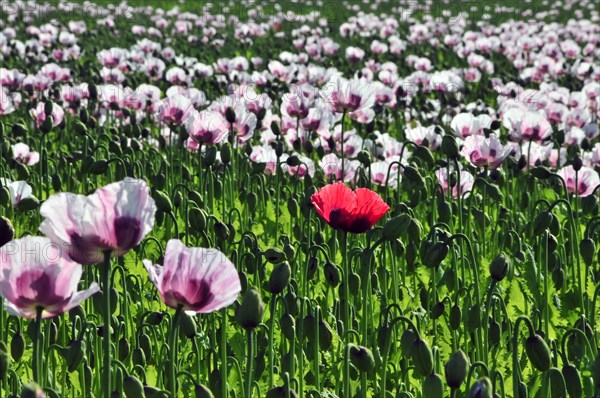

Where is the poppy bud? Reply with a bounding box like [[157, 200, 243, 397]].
[[572, 156, 583, 172], [16, 162, 30, 180], [423, 373, 443, 398], [10, 331, 24, 362], [349, 344, 375, 374], [132, 347, 146, 367], [194, 383, 214, 398], [400, 328, 416, 356], [422, 241, 449, 268], [118, 337, 130, 362], [489, 321, 501, 346], [0, 216, 15, 247], [533, 211, 553, 236], [214, 222, 230, 242], [220, 143, 232, 163], [263, 248, 286, 264], [531, 166, 552, 179], [404, 166, 424, 184], [0, 188, 10, 209], [382, 214, 411, 241], [73, 120, 88, 135], [280, 314, 295, 341], [319, 321, 333, 350], [144, 385, 169, 398], [151, 174, 166, 191], [271, 121, 281, 136], [236, 287, 264, 330], [547, 367, 567, 397], [467, 377, 493, 398], [179, 312, 197, 338], [123, 375, 145, 398], [0, 341, 10, 380], [580, 238, 595, 267], [189, 207, 207, 232], [266, 386, 299, 398], [11, 123, 28, 136], [562, 363, 582, 398], [324, 262, 341, 287], [17, 196, 40, 211], [0, 122, 3, 137], [225, 107, 236, 124], [445, 350, 469, 388], [40, 116, 54, 133], [414, 146, 434, 165], [412, 338, 433, 377], [267, 261, 291, 294], [203, 147, 217, 166], [525, 334, 551, 372], [66, 339, 86, 372], [145, 311, 163, 326], [449, 305, 461, 331], [490, 253, 510, 282], [441, 135, 460, 158], [581, 195, 598, 214], [356, 150, 371, 166], [286, 155, 301, 167], [20, 383, 45, 398], [552, 266, 564, 291], [430, 301, 445, 320], [407, 219, 422, 244], [153, 190, 172, 213]]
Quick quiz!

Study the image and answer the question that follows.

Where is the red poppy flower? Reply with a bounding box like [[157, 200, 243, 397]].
[[311, 182, 390, 234]]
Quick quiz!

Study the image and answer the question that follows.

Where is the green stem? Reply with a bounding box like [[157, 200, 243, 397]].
[[221, 309, 228, 398], [341, 231, 350, 397], [33, 307, 43, 385], [169, 306, 183, 397], [246, 329, 254, 398], [101, 251, 112, 396]]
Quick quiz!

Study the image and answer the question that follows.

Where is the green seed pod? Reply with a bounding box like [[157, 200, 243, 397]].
[[123, 375, 145, 398], [236, 287, 264, 330], [412, 338, 434, 377], [467, 377, 493, 398], [280, 314, 295, 341], [562, 364, 582, 398], [533, 211, 553, 236], [17, 196, 40, 211], [423, 373, 444, 398], [489, 252, 510, 282], [319, 321, 333, 351], [382, 214, 411, 241], [525, 334, 551, 372], [153, 190, 172, 213], [194, 383, 214, 398], [146, 312, 164, 326], [118, 337, 129, 361], [11, 332, 25, 362], [324, 262, 341, 287], [132, 347, 146, 367], [179, 312, 197, 338], [349, 344, 375, 374], [0, 216, 15, 247], [66, 339, 86, 372], [267, 261, 291, 294], [0, 341, 11, 380], [263, 248, 286, 264], [401, 328, 417, 356], [580, 238, 595, 267], [449, 305, 461, 331], [445, 350, 469, 389], [441, 135, 460, 158]]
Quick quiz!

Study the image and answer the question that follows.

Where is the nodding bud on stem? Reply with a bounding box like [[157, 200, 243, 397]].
[[531, 166, 552, 179], [533, 211, 553, 236], [441, 135, 460, 158], [267, 261, 291, 294], [0, 216, 14, 247], [445, 350, 469, 389], [423, 373, 444, 398], [225, 107, 236, 124], [525, 334, 551, 372], [490, 253, 510, 282], [580, 238, 595, 267], [236, 287, 264, 330], [349, 344, 375, 374], [412, 338, 433, 377], [467, 377, 493, 398]]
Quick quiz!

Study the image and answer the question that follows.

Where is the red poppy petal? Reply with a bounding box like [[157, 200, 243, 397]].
[[352, 188, 390, 230], [311, 182, 357, 224]]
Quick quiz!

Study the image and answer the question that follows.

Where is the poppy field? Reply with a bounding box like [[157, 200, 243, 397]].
[[0, 0, 599, 397]]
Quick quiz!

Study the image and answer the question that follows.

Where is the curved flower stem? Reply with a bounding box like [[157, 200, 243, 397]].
[[512, 316, 535, 398], [340, 110, 347, 180], [33, 307, 43, 385], [168, 306, 183, 397], [268, 294, 277, 390], [221, 309, 228, 398], [101, 251, 112, 396]]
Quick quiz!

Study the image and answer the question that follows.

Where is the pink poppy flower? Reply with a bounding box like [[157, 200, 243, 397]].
[[557, 166, 599, 197], [186, 110, 229, 145], [435, 168, 475, 199], [0, 178, 33, 207], [158, 95, 194, 126], [321, 77, 375, 114], [30, 102, 64, 128], [461, 134, 511, 169], [0, 236, 100, 319], [143, 239, 240, 314], [39, 178, 156, 265], [451, 113, 491, 138], [12, 143, 39, 166]]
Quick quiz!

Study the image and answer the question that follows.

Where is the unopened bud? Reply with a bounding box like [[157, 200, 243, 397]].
[[445, 350, 469, 388], [236, 287, 264, 330], [525, 334, 551, 372]]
